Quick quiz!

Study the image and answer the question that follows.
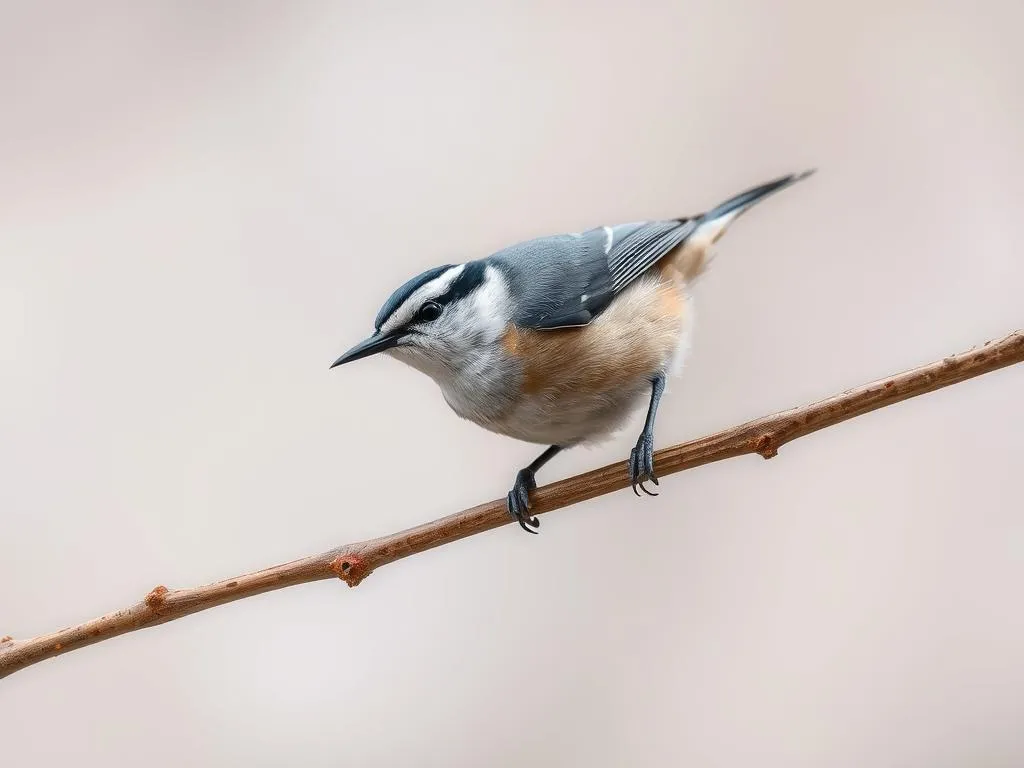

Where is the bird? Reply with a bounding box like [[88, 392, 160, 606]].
[[331, 170, 815, 533]]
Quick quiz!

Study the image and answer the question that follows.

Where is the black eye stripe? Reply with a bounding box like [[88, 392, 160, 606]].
[[384, 261, 488, 333], [431, 261, 487, 307], [374, 264, 454, 331]]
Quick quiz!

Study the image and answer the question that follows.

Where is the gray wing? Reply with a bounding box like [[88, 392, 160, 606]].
[[490, 219, 697, 329]]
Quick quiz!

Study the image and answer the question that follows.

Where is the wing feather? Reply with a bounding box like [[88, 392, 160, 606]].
[[492, 219, 694, 330]]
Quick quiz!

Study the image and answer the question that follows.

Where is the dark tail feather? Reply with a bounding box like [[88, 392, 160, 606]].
[[699, 168, 816, 227]]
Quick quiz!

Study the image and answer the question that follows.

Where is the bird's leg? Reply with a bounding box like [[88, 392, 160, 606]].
[[506, 445, 562, 533], [629, 373, 666, 496]]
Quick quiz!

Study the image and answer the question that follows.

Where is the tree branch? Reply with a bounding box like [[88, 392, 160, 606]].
[[2, 330, 1022, 680]]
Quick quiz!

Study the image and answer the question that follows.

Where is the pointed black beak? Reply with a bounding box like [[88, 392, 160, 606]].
[[330, 331, 401, 368]]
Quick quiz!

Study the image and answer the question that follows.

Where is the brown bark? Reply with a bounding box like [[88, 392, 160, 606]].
[[2, 330, 1021, 681]]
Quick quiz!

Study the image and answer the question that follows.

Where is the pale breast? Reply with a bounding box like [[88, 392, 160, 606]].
[[491, 270, 693, 446]]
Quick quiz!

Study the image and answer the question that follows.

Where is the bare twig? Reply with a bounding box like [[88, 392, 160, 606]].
[[2, 330, 1022, 680]]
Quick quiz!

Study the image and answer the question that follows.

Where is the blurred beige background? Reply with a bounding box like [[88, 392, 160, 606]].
[[2, 1, 1023, 765]]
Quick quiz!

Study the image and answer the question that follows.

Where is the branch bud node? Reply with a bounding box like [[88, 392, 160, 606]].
[[753, 434, 779, 459], [331, 555, 372, 587], [145, 585, 169, 609]]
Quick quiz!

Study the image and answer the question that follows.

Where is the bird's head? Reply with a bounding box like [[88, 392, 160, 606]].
[[330, 260, 509, 380]]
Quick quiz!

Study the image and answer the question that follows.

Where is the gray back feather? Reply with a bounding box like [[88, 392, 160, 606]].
[[488, 219, 695, 329]]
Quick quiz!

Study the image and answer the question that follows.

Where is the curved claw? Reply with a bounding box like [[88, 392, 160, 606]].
[[628, 433, 660, 497], [506, 469, 541, 534], [520, 516, 540, 533], [507, 491, 539, 533]]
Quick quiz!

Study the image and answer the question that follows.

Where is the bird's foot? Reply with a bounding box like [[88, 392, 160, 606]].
[[628, 430, 659, 497], [506, 468, 540, 533]]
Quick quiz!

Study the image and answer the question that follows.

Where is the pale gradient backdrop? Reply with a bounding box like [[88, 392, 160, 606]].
[[2, 1, 1023, 766]]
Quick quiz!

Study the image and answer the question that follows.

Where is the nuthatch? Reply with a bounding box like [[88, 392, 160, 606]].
[[332, 171, 815, 533]]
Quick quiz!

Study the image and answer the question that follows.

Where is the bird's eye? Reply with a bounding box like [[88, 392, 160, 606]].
[[418, 301, 443, 322]]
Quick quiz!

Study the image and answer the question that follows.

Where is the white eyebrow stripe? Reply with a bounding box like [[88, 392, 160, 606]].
[[379, 264, 465, 334]]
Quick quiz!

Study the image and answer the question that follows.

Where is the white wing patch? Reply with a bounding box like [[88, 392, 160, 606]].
[[603, 226, 614, 255]]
